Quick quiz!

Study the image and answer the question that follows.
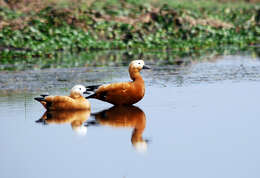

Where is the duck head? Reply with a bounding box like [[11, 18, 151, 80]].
[[70, 85, 87, 98], [129, 60, 151, 80]]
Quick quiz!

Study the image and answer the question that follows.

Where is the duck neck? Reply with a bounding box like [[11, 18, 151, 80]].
[[129, 69, 144, 82], [70, 92, 82, 99], [131, 128, 144, 143]]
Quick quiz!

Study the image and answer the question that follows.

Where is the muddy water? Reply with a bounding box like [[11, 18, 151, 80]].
[[1, 55, 260, 178]]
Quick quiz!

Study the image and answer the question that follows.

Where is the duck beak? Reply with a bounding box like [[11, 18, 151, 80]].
[[143, 65, 151, 69]]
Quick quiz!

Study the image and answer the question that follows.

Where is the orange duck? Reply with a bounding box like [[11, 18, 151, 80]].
[[36, 110, 90, 136], [87, 106, 148, 152], [34, 85, 90, 111], [85, 60, 150, 105]]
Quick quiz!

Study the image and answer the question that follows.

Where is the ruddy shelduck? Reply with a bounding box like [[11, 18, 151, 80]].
[[34, 85, 90, 111], [85, 60, 151, 105], [36, 110, 90, 136], [87, 106, 148, 152]]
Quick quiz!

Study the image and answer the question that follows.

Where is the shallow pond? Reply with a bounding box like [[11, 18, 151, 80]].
[[1, 54, 260, 178]]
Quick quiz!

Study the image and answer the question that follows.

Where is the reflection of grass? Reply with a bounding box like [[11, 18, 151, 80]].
[[0, 0, 259, 70], [0, 46, 258, 71]]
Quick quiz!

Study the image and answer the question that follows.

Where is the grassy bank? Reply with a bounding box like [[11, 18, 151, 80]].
[[0, 0, 259, 69]]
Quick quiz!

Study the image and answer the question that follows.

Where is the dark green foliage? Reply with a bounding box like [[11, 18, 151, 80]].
[[0, 1, 259, 70]]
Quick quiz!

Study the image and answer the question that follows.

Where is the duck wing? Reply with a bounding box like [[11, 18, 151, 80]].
[[35, 95, 75, 110], [86, 82, 132, 102]]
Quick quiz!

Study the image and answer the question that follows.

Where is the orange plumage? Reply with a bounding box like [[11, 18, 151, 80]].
[[34, 85, 90, 111], [89, 106, 148, 151], [86, 60, 150, 105], [36, 110, 90, 135]]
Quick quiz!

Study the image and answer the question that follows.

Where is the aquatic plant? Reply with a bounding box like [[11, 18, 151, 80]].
[[0, 0, 259, 70]]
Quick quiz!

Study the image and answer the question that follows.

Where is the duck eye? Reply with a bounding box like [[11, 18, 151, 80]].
[[79, 88, 81, 90], [138, 62, 140, 64]]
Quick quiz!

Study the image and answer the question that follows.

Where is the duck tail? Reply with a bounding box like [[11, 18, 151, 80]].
[[85, 93, 96, 99], [85, 85, 101, 92], [35, 118, 47, 125], [40, 94, 49, 97], [34, 97, 45, 102], [34, 93, 49, 102], [85, 120, 99, 127]]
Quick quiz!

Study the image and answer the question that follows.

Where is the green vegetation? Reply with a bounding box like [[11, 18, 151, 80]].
[[0, 0, 259, 70]]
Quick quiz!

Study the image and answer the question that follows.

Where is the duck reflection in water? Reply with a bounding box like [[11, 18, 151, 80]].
[[87, 106, 149, 153], [36, 110, 90, 136]]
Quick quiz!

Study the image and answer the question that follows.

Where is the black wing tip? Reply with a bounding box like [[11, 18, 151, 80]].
[[35, 94, 48, 102], [83, 91, 91, 94], [85, 120, 99, 127], [86, 85, 101, 91], [35, 118, 48, 125], [85, 94, 96, 99], [34, 97, 45, 102], [40, 94, 49, 97]]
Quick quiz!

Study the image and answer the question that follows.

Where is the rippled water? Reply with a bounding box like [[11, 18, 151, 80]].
[[1, 55, 260, 178]]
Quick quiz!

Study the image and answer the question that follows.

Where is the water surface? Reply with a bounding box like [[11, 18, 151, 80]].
[[1, 55, 260, 178]]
